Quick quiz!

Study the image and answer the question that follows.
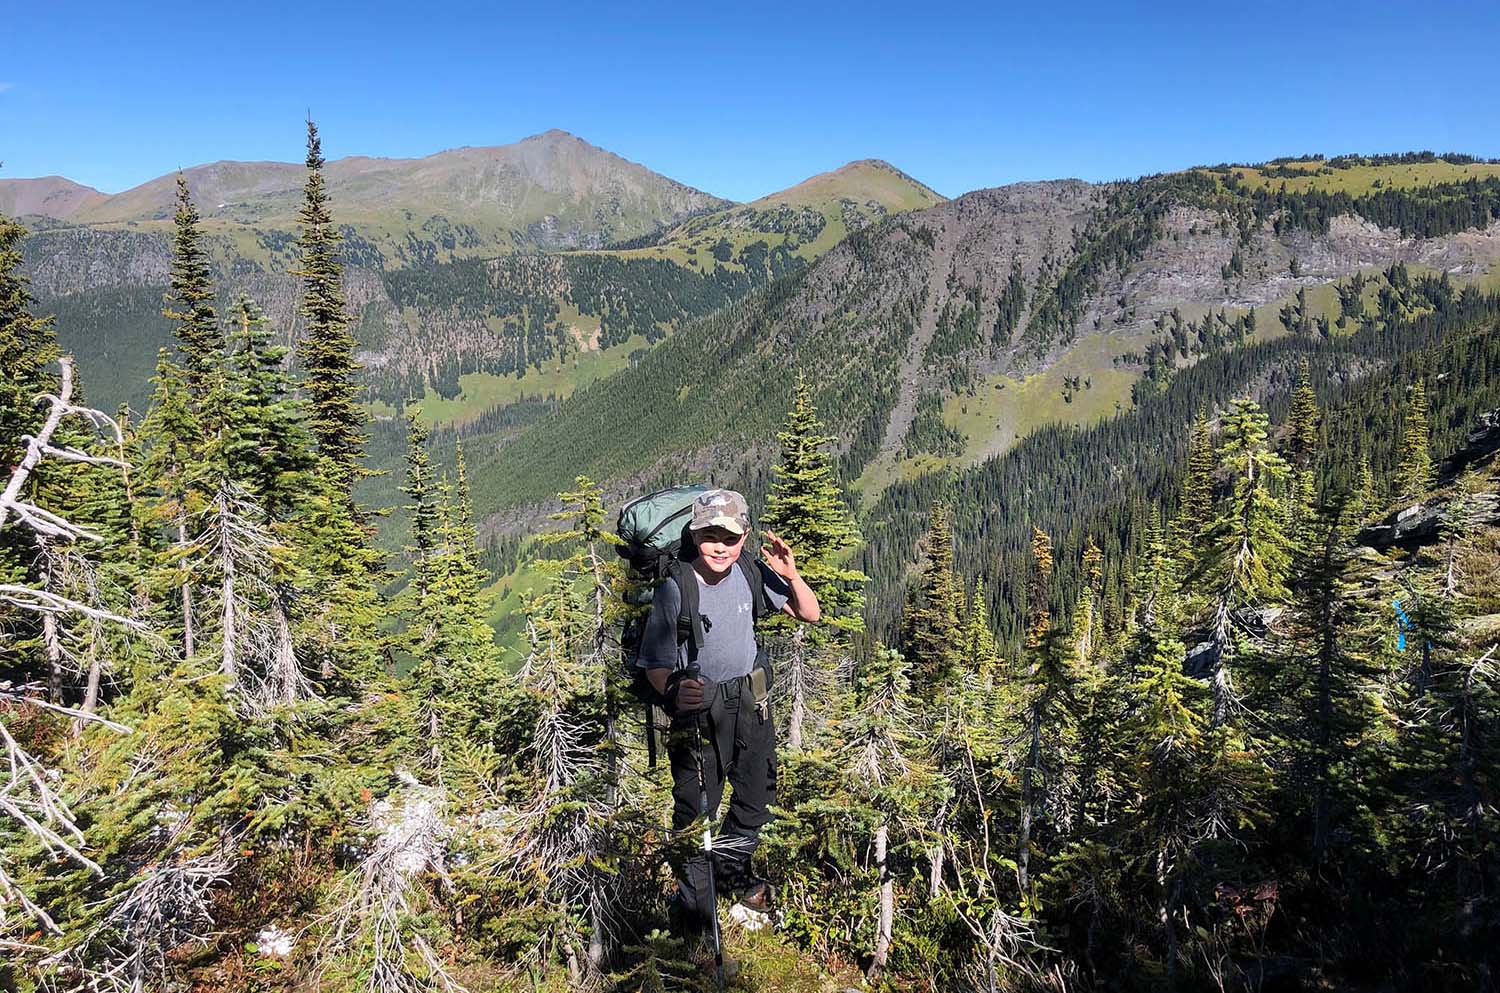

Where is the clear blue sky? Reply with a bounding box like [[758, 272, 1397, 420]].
[[4, 0, 1497, 201]]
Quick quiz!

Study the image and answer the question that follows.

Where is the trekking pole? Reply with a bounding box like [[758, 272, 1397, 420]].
[[686, 664, 725, 989]]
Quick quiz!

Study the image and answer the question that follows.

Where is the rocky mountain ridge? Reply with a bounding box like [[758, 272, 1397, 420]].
[[467, 163, 1500, 531], [7, 130, 729, 246], [16, 146, 945, 412]]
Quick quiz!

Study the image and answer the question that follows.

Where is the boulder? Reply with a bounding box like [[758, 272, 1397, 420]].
[[1357, 502, 1443, 550], [1439, 408, 1500, 480]]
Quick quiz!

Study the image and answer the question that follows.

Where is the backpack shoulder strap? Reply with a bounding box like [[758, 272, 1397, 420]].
[[666, 562, 705, 658], [736, 552, 772, 625]]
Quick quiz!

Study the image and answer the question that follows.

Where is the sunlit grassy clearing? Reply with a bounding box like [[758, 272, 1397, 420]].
[[1210, 160, 1500, 196], [408, 332, 652, 428]]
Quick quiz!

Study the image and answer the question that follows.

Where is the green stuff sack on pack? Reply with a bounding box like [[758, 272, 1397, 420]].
[[615, 485, 706, 766], [616, 483, 707, 589]]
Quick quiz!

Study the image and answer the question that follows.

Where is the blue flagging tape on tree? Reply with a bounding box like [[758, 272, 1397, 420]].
[[1393, 598, 1412, 652]]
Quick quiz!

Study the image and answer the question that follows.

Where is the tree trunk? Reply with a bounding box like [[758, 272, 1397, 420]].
[[588, 892, 607, 970], [220, 518, 237, 687], [179, 521, 195, 659], [43, 610, 64, 703], [74, 642, 102, 737], [928, 838, 945, 900], [1158, 843, 1179, 985], [788, 627, 807, 751], [869, 818, 893, 981], [322, 621, 336, 680], [564, 938, 582, 986], [1017, 700, 1042, 894], [270, 596, 300, 704]]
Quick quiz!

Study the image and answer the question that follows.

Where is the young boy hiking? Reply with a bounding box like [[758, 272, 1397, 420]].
[[635, 488, 821, 963]]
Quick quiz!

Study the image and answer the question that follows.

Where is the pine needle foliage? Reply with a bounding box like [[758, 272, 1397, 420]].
[[292, 118, 366, 493]]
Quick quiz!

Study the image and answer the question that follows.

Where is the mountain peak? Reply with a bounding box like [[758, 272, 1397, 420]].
[[757, 158, 945, 210], [0, 176, 109, 220]]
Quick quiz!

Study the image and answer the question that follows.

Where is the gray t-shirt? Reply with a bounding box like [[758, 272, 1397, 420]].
[[637, 559, 791, 683]]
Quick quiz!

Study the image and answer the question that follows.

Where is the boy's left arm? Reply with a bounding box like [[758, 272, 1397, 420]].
[[761, 530, 821, 623]]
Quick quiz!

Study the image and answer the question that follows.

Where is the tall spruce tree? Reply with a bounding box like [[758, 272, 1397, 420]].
[[1015, 527, 1070, 901], [539, 475, 625, 813], [1394, 377, 1435, 503], [293, 118, 365, 493], [1284, 364, 1323, 549], [163, 176, 221, 401], [0, 212, 60, 601], [903, 503, 962, 699], [761, 374, 867, 749], [1122, 577, 1215, 981], [1196, 397, 1293, 727], [224, 296, 314, 520], [761, 373, 866, 630], [0, 212, 59, 473], [409, 473, 501, 774], [399, 411, 438, 604], [139, 350, 201, 657], [282, 120, 383, 689], [1176, 410, 1215, 568]]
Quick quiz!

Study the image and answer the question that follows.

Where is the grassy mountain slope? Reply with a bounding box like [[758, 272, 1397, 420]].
[[463, 157, 1500, 549], [370, 159, 945, 420], [20, 150, 943, 430], [607, 158, 944, 272], [68, 129, 730, 253], [0, 176, 108, 220]]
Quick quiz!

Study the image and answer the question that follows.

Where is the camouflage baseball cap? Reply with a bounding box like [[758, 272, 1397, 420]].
[[689, 488, 752, 535]]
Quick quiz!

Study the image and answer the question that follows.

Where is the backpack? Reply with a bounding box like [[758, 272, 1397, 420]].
[[616, 484, 771, 765]]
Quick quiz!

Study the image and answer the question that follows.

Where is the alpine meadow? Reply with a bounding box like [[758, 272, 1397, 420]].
[[6, 98, 1500, 993]]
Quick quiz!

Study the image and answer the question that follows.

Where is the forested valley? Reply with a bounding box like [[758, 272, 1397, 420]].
[[2, 123, 1498, 993]]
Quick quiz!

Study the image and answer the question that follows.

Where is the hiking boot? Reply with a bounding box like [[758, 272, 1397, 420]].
[[734, 879, 774, 912]]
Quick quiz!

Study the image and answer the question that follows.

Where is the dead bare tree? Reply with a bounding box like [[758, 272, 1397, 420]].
[[53, 843, 235, 993], [323, 770, 465, 993], [484, 594, 616, 986], [0, 357, 140, 939]]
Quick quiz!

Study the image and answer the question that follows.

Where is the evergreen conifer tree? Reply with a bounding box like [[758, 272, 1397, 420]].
[[138, 350, 201, 657], [1395, 377, 1435, 503], [1196, 397, 1293, 727], [1015, 528, 1071, 902], [0, 212, 59, 475], [1177, 410, 1215, 567], [1287, 359, 1322, 466], [399, 411, 438, 604], [960, 577, 1002, 679], [761, 374, 867, 748], [1122, 578, 1214, 980], [292, 118, 366, 494], [162, 176, 221, 401], [903, 504, 962, 699]]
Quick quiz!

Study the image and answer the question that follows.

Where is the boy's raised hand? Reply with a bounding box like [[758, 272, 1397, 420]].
[[760, 529, 799, 580]]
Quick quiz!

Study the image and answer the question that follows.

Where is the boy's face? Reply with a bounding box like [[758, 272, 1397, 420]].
[[693, 526, 747, 576]]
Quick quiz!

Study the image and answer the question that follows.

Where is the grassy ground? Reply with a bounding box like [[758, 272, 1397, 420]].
[[409, 332, 649, 428], [600, 161, 943, 274], [482, 559, 555, 667], [855, 332, 1145, 499], [947, 334, 1143, 462], [1206, 159, 1500, 196]]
